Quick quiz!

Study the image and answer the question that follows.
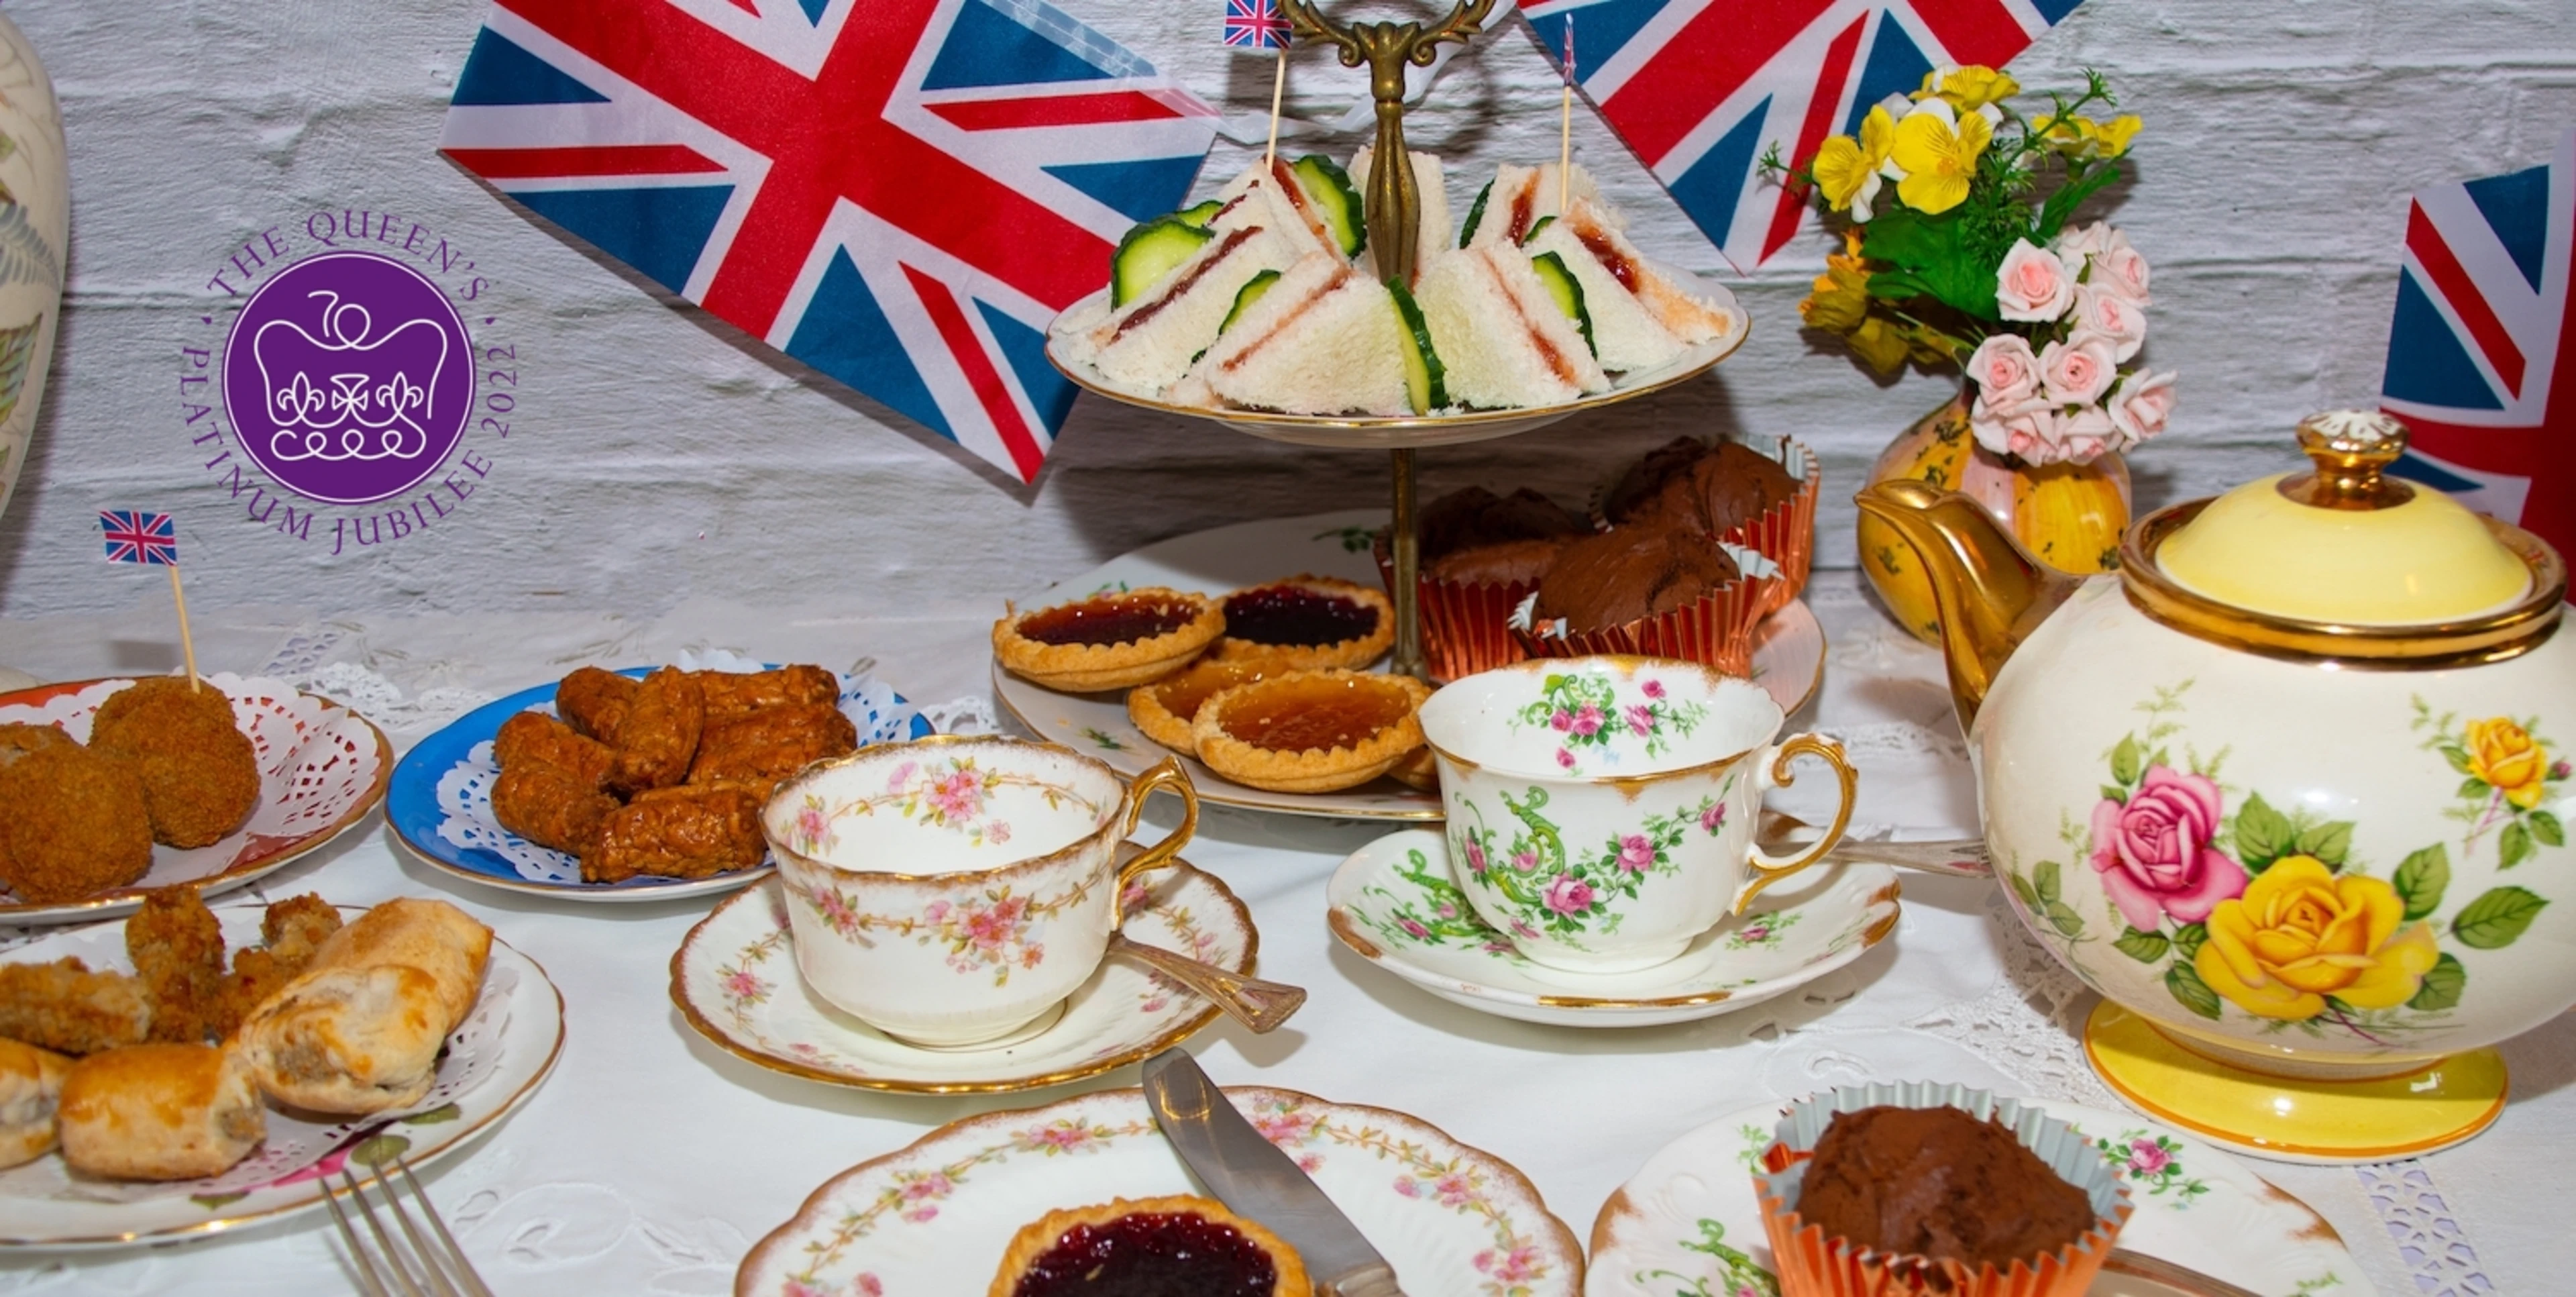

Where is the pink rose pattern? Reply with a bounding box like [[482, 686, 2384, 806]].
[[797, 758, 1100, 857], [2092, 1127, 2208, 1202], [794, 880, 1089, 986], [1454, 789, 1727, 939], [2088, 764, 2247, 931], [1513, 672, 1707, 773]]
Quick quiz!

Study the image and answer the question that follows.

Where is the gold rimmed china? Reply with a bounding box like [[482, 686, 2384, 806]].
[[670, 859, 1258, 1094]]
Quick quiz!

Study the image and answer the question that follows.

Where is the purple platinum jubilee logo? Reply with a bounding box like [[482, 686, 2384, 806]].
[[223, 250, 470, 506]]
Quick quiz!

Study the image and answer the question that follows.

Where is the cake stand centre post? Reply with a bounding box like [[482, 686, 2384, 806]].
[[1389, 448, 1422, 678]]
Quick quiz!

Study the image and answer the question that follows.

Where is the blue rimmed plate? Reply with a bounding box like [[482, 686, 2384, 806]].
[[388, 667, 933, 902]]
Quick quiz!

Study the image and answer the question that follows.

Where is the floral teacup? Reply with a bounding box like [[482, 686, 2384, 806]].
[[1416, 656, 1860, 974], [763, 735, 1199, 1047]]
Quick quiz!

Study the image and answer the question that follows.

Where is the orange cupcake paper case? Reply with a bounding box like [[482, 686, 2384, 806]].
[[1371, 541, 1537, 683], [1507, 557, 1781, 678], [1750, 1082, 2134, 1297], [1583, 433, 1820, 614]]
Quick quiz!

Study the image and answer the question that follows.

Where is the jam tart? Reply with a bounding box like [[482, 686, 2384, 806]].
[[988, 1194, 1309, 1297], [1191, 669, 1430, 794], [1126, 658, 1275, 756], [993, 586, 1224, 692], [1212, 575, 1395, 670]]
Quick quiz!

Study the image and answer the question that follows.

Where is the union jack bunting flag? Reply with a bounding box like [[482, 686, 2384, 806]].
[[439, 0, 1218, 483], [1224, 0, 1291, 52], [100, 511, 178, 567], [2379, 127, 2576, 557], [1518, 0, 2085, 269]]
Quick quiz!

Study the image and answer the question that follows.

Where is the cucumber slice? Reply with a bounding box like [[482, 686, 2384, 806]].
[[1521, 215, 1557, 245], [1219, 269, 1281, 334], [1110, 217, 1214, 308], [1290, 154, 1367, 257], [1173, 199, 1224, 227], [1527, 251, 1597, 358], [1386, 277, 1448, 415], [1458, 180, 1493, 247]]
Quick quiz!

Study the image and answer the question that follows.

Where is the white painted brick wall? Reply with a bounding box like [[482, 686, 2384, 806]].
[[1, 0, 2572, 623]]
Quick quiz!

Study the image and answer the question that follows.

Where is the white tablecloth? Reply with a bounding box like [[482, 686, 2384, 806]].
[[0, 572, 2557, 1295]]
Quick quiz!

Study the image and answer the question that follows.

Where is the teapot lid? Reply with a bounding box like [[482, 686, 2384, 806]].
[[2153, 411, 2533, 624]]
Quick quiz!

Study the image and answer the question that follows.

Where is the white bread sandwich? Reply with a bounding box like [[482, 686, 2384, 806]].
[[1524, 196, 1732, 346], [1522, 197, 1686, 372], [1460, 162, 1611, 250], [1415, 244, 1610, 408], [1076, 221, 1299, 393], [1349, 146, 1449, 287], [1209, 155, 1363, 262], [1197, 251, 1410, 416]]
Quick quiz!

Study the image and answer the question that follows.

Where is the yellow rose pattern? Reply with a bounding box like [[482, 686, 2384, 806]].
[[2414, 699, 2567, 869], [2195, 857, 2439, 1021]]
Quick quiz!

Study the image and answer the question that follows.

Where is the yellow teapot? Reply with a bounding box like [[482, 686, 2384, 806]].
[[1858, 411, 2571, 1162]]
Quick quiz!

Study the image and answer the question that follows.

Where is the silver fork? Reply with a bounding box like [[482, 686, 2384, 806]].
[[323, 1153, 494, 1297]]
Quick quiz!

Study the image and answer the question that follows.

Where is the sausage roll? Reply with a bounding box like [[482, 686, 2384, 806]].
[[0, 1039, 71, 1169], [56, 1043, 266, 1180], [235, 898, 493, 1115]]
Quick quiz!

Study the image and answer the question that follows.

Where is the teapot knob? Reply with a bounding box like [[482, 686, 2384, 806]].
[[2286, 410, 2416, 511]]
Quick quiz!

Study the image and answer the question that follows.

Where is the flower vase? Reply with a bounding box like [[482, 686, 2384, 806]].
[[1857, 386, 2131, 645]]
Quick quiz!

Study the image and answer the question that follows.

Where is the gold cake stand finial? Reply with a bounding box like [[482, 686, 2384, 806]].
[[1277, 0, 1496, 289]]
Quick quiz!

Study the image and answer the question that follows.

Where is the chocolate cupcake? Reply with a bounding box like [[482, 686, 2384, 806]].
[[1754, 1083, 2132, 1297], [1374, 487, 1587, 680], [1597, 435, 1819, 612], [1509, 521, 1778, 675]]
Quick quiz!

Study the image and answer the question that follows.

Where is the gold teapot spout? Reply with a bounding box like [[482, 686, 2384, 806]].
[[1853, 480, 2086, 733]]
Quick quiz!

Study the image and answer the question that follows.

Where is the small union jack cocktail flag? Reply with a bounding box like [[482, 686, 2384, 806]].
[[100, 511, 178, 567], [1225, 0, 1291, 51]]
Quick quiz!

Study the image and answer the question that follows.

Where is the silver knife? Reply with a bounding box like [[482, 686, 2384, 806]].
[[1142, 1048, 1406, 1297]]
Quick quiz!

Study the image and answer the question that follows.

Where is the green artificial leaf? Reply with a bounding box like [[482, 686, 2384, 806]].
[[2112, 927, 2171, 963], [2035, 162, 2125, 244], [399, 1103, 462, 1127], [2393, 844, 2451, 921], [2170, 922, 2208, 958], [2452, 886, 2548, 949], [2295, 821, 2355, 867], [2234, 794, 2292, 868], [2007, 870, 2041, 913], [2110, 734, 2142, 786], [2165, 960, 2224, 1021], [1858, 207, 2001, 319], [2500, 821, 2534, 870], [191, 1192, 249, 1210], [2044, 900, 2086, 937], [2458, 776, 2491, 800], [2034, 859, 2063, 904], [2408, 953, 2466, 1013], [2532, 811, 2565, 848]]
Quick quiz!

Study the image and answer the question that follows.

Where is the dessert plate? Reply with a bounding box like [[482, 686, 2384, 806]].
[[0, 901, 564, 1248], [671, 859, 1256, 1094], [0, 674, 391, 926], [989, 510, 1826, 822], [1586, 1096, 2375, 1297], [387, 664, 932, 902], [1048, 270, 1749, 449], [1327, 829, 1899, 1028], [738, 1083, 1585, 1295]]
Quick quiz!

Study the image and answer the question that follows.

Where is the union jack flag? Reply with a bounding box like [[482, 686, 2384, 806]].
[[1519, 0, 2086, 270], [100, 511, 178, 567], [1224, 0, 1290, 52], [2380, 127, 2576, 558], [439, 0, 1218, 483]]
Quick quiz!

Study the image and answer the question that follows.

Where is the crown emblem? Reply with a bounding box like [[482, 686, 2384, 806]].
[[249, 291, 451, 464]]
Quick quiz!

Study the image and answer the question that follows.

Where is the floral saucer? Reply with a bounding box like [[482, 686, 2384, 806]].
[[671, 860, 1256, 1094], [1585, 1096, 2374, 1297], [737, 1084, 1585, 1296], [1327, 829, 1898, 1028]]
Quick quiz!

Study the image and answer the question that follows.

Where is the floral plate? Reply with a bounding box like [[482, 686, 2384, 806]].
[[386, 663, 932, 902], [0, 901, 564, 1248], [1585, 1096, 2373, 1297], [1328, 829, 1898, 1028], [0, 674, 391, 926], [736, 1084, 1585, 1296], [1048, 266, 1748, 450], [672, 858, 1256, 1094], [990, 510, 1827, 822]]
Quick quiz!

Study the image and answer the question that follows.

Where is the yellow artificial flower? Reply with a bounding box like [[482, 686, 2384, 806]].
[[1845, 317, 1913, 376], [2081, 114, 2142, 158], [2194, 856, 2440, 1021], [1801, 231, 1874, 331], [1913, 65, 2020, 111], [2028, 111, 2086, 152], [1810, 106, 1898, 215], [2466, 717, 2551, 809], [1889, 104, 1992, 215]]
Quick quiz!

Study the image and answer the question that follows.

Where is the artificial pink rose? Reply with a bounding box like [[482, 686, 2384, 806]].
[[1965, 332, 2042, 407], [2108, 369, 2178, 444], [2071, 287, 2145, 361], [1969, 393, 2056, 461], [2057, 404, 2117, 463], [1994, 238, 2076, 322], [2092, 227, 2152, 304], [2086, 764, 2249, 931], [1544, 874, 1596, 915], [2039, 336, 2116, 405], [2052, 219, 2109, 262]]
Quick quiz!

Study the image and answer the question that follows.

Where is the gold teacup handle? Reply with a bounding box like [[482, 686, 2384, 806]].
[[1735, 733, 1860, 914], [1114, 756, 1202, 899], [1104, 758, 1307, 1033]]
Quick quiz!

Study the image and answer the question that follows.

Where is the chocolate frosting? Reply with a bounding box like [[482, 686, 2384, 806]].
[[1426, 537, 1566, 587], [1529, 523, 1738, 629], [1794, 1105, 2095, 1272], [1414, 486, 1587, 559], [1602, 437, 1798, 535]]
